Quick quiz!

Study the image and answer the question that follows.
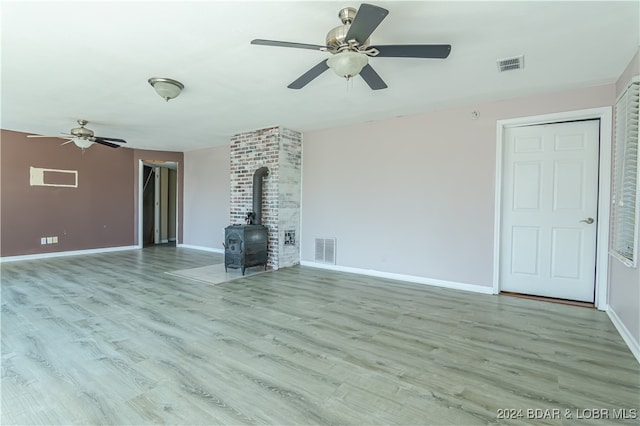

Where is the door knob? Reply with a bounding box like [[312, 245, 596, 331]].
[[580, 217, 595, 224]]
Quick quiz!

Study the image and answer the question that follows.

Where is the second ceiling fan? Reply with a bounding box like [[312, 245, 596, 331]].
[[251, 3, 451, 90], [27, 119, 127, 150]]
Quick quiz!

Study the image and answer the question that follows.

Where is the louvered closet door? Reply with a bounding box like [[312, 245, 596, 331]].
[[500, 120, 600, 302]]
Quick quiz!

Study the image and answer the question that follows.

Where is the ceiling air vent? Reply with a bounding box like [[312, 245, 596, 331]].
[[497, 55, 524, 72]]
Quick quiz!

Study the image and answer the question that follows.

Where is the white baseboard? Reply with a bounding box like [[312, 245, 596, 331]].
[[177, 244, 224, 254], [299, 261, 494, 295], [607, 306, 640, 364], [0, 245, 139, 263]]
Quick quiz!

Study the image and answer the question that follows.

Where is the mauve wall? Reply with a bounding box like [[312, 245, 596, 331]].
[[1, 130, 135, 256], [301, 84, 615, 288], [610, 49, 640, 351], [183, 144, 230, 250]]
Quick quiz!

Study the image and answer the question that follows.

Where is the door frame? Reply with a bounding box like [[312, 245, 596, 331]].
[[137, 160, 179, 248], [493, 107, 612, 310]]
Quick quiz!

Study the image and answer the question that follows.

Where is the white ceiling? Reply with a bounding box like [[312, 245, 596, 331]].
[[2, 1, 638, 152]]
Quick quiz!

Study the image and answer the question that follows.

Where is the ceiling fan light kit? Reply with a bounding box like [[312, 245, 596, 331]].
[[148, 77, 184, 101], [70, 137, 95, 149], [327, 51, 368, 78], [251, 3, 451, 90]]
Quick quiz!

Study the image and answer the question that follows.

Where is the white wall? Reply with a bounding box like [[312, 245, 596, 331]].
[[183, 145, 230, 251], [301, 84, 615, 289]]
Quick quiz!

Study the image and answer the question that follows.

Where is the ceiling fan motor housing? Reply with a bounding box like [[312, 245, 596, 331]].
[[326, 7, 369, 52], [70, 127, 94, 138], [70, 119, 94, 139], [326, 26, 370, 51]]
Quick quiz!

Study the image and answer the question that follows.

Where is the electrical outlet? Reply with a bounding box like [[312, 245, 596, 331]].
[[52, 236, 58, 243], [41, 237, 47, 245], [46, 237, 53, 244]]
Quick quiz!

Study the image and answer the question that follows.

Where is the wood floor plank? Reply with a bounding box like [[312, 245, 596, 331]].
[[1, 245, 638, 425]]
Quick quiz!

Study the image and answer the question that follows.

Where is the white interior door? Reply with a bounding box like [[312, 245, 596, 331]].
[[500, 120, 599, 302]]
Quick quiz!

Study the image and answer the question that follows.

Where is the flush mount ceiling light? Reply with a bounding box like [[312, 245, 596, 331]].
[[327, 51, 368, 79], [148, 77, 184, 101]]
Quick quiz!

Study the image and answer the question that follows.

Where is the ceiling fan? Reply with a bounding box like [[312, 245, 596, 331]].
[[27, 119, 127, 149], [251, 3, 451, 90]]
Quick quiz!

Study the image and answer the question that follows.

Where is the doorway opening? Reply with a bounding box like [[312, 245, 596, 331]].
[[140, 160, 178, 248]]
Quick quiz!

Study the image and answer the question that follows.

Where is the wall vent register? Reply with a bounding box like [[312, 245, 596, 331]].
[[497, 55, 524, 72], [315, 238, 336, 264]]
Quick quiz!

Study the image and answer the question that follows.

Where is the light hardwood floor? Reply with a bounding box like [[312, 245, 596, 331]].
[[1, 246, 638, 425]]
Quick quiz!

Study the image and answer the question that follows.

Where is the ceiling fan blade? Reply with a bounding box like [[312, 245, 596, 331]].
[[359, 64, 387, 90], [95, 136, 126, 143], [372, 44, 452, 59], [251, 39, 327, 51], [287, 59, 329, 89], [94, 138, 121, 148], [27, 134, 68, 139], [345, 3, 389, 45], [60, 140, 74, 146]]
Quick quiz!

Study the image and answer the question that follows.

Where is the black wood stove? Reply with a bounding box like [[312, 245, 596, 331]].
[[224, 167, 269, 275], [224, 224, 268, 275]]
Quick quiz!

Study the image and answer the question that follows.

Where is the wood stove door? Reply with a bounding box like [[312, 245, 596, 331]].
[[225, 231, 243, 254], [225, 229, 243, 272]]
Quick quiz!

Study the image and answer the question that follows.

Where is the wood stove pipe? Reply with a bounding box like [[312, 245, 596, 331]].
[[252, 166, 269, 225]]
